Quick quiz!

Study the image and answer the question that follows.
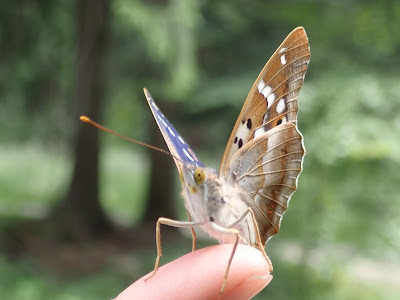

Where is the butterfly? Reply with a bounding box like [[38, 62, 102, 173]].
[[143, 27, 310, 294]]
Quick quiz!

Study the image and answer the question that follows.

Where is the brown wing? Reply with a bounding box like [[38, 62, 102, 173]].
[[223, 123, 305, 245], [219, 27, 310, 176]]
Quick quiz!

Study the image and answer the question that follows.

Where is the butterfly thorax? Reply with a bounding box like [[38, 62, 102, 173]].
[[181, 165, 256, 245]]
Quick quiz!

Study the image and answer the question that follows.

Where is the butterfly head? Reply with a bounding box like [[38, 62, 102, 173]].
[[180, 164, 209, 192], [194, 166, 207, 185], [179, 163, 222, 224]]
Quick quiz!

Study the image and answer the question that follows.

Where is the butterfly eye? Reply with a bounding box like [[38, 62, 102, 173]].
[[194, 167, 206, 185]]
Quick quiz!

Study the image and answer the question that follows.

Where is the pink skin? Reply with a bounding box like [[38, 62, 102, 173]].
[[114, 244, 272, 300]]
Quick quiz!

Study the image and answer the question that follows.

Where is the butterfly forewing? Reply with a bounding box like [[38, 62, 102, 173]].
[[219, 27, 309, 245], [144, 88, 204, 174], [220, 27, 310, 176]]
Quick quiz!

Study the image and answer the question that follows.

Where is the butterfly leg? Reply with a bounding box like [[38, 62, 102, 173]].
[[228, 207, 273, 272], [247, 207, 273, 272], [186, 209, 197, 252], [145, 217, 203, 281], [209, 221, 240, 294], [210, 207, 273, 294]]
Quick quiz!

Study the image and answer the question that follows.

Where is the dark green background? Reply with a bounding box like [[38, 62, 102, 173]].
[[1, 0, 399, 299]]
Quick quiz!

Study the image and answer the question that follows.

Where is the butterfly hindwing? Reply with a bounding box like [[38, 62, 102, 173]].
[[220, 27, 310, 176], [220, 27, 310, 245], [224, 123, 304, 244], [144, 88, 203, 173]]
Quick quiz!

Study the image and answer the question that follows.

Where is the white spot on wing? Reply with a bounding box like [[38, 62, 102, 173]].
[[178, 135, 185, 144], [279, 47, 287, 53], [236, 122, 250, 145], [160, 118, 168, 127], [263, 112, 269, 123], [267, 93, 276, 108], [276, 98, 286, 114], [182, 148, 194, 162], [254, 127, 264, 138], [151, 101, 159, 111], [257, 80, 266, 93], [280, 54, 287, 65], [167, 126, 175, 136], [261, 85, 272, 98], [157, 114, 167, 126]]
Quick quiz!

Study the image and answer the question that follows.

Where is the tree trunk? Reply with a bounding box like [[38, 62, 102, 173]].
[[50, 0, 113, 241]]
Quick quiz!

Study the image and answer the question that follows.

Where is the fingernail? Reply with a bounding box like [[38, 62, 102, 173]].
[[224, 274, 273, 300]]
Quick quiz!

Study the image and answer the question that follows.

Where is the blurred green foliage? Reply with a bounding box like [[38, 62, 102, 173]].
[[1, 0, 399, 299]]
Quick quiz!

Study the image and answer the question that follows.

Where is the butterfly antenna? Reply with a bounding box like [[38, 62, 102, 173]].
[[80, 116, 186, 165]]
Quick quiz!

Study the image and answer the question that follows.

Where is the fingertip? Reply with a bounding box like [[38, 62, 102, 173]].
[[114, 244, 272, 300], [218, 244, 272, 299]]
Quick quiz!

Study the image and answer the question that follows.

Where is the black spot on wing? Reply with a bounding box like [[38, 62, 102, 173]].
[[238, 139, 243, 149], [247, 118, 252, 129]]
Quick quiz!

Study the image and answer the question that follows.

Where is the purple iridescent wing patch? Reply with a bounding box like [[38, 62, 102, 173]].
[[144, 88, 204, 170]]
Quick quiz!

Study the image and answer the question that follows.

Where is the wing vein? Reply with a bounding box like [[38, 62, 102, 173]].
[[255, 191, 288, 209], [239, 137, 302, 176], [247, 168, 302, 177], [245, 150, 304, 176], [254, 204, 278, 231], [263, 183, 297, 190]]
